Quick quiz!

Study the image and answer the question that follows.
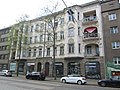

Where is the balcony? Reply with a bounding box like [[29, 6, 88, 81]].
[[83, 33, 100, 41], [82, 16, 98, 25], [84, 52, 99, 58]]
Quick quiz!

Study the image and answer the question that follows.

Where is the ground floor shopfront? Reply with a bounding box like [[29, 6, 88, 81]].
[[10, 57, 105, 79]]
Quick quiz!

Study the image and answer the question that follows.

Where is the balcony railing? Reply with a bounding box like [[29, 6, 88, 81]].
[[83, 33, 99, 41], [84, 52, 99, 58], [82, 16, 98, 25]]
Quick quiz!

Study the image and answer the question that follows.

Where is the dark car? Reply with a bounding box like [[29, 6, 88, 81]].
[[26, 72, 45, 80], [98, 79, 120, 87]]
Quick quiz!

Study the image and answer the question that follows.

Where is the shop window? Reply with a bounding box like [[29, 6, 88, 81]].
[[85, 61, 100, 79]]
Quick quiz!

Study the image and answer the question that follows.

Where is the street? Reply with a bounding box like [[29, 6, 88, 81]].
[[0, 76, 119, 90]]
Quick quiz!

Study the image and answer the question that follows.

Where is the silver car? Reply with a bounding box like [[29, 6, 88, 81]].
[[0, 70, 12, 77], [60, 74, 87, 85]]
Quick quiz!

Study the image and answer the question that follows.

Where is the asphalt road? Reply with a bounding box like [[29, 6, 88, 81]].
[[0, 76, 119, 90]]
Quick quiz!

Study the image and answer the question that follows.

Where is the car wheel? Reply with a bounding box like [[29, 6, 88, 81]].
[[77, 80, 82, 85], [26, 76, 29, 79], [62, 79, 66, 83], [4, 74, 6, 76], [100, 82, 106, 87]]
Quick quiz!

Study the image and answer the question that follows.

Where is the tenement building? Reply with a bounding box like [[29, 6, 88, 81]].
[[0, 0, 119, 79], [0, 27, 10, 70], [101, 0, 120, 79], [13, 0, 104, 79]]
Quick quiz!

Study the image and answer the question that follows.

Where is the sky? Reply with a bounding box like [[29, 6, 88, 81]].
[[0, 0, 98, 29]]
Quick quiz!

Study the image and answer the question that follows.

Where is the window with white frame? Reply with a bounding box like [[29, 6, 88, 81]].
[[68, 14, 74, 21], [78, 43, 81, 53], [110, 26, 118, 34], [60, 31, 64, 40], [68, 43, 74, 53], [68, 27, 74, 37], [40, 35, 43, 43], [113, 57, 120, 65], [108, 13, 117, 21], [40, 23, 44, 30], [59, 18, 64, 25], [22, 50, 26, 57], [30, 37, 32, 44], [78, 27, 80, 36], [47, 33, 51, 41], [78, 12, 80, 20], [47, 48, 50, 56], [48, 22, 52, 29], [55, 47, 57, 56], [60, 46, 64, 55], [55, 33, 57, 40], [35, 24, 39, 31], [34, 36, 38, 43], [31, 25, 34, 32], [28, 49, 31, 57], [112, 42, 120, 49], [55, 19, 58, 28], [33, 49, 36, 57], [39, 48, 42, 56]]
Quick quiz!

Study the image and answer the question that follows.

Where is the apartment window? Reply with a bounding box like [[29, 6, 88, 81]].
[[55, 19, 58, 28], [112, 42, 120, 49], [78, 43, 81, 53], [34, 36, 38, 43], [40, 23, 44, 30], [30, 37, 32, 44], [31, 26, 34, 32], [54, 47, 57, 56], [78, 27, 80, 36], [47, 48, 50, 56], [108, 13, 117, 21], [25, 25, 29, 33], [60, 31, 64, 40], [35, 24, 39, 31], [77, 12, 80, 20], [40, 35, 43, 43], [110, 26, 118, 34], [68, 27, 74, 37], [60, 46, 64, 55], [68, 15, 74, 21], [113, 57, 120, 65], [86, 46, 92, 54], [48, 22, 52, 29], [47, 33, 51, 41], [59, 18, 64, 25], [68, 44, 74, 53], [33, 49, 36, 57], [39, 48, 42, 56], [55, 33, 57, 40], [22, 50, 26, 57], [5, 54, 8, 59], [28, 50, 31, 57]]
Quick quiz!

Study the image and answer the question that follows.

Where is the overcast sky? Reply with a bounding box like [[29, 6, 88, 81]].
[[0, 0, 100, 29]]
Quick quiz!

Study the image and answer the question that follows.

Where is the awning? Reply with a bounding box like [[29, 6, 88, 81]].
[[85, 27, 97, 33]]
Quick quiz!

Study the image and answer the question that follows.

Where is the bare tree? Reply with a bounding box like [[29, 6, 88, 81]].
[[38, 2, 64, 80]]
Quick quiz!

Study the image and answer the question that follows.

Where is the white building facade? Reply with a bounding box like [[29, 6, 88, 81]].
[[13, 1, 105, 79]]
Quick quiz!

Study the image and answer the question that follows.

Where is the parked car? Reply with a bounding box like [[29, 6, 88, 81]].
[[60, 74, 87, 85], [26, 72, 45, 80], [98, 79, 120, 87], [0, 70, 12, 77]]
